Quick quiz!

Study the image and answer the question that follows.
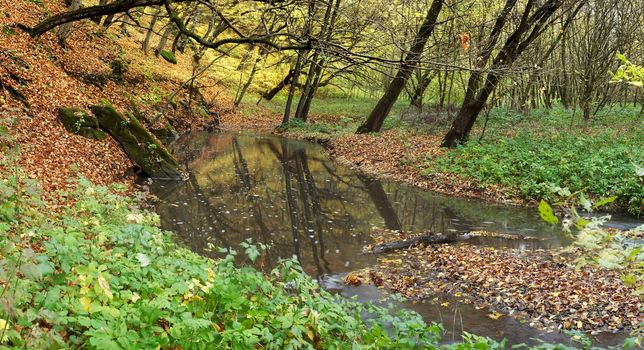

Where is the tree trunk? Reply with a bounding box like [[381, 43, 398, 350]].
[[294, 0, 342, 122], [372, 233, 460, 254], [260, 69, 295, 101], [357, 0, 443, 133], [282, 51, 305, 124], [155, 25, 174, 56], [57, 0, 82, 48], [142, 6, 161, 54], [31, 0, 168, 38], [441, 0, 564, 147], [90, 0, 109, 24], [234, 55, 261, 107], [120, 12, 131, 36], [102, 13, 116, 28], [410, 71, 433, 109]]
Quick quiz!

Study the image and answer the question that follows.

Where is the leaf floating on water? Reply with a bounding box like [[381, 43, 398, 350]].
[[487, 312, 503, 320], [344, 273, 363, 286]]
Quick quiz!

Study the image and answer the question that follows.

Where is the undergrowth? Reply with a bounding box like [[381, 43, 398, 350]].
[[425, 130, 643, 215], [1, 122, 641, 348]]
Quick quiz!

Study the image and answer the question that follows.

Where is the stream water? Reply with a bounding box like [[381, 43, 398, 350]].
[[148, 132, 640, 346]]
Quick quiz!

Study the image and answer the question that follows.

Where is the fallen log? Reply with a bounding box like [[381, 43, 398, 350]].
[[90, 103, 183, 180], [372, 234, 463, 254]]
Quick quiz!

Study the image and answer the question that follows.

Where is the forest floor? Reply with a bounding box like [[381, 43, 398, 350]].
[[0, 0, 235, 207]]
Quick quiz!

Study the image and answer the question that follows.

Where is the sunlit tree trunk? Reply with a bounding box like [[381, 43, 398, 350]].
[[142, 6, 161, 54]]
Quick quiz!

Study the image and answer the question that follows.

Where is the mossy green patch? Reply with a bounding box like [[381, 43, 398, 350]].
[[160, 50, 177, 64], [1, 26, 17, 36]]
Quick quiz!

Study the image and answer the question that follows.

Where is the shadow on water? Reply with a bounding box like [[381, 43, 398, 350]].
[[148, 132, 638, 346]]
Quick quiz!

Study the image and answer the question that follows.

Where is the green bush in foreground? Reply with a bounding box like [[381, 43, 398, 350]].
[[0, 175, 448, 349], [424, 130, 643, 215]]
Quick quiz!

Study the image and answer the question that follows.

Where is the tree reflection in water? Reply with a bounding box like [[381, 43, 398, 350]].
[[150, 133, 571, 278]]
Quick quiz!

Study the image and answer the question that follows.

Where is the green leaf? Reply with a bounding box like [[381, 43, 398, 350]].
[[634, 163, 644, 177], [575, 217, 589, 230], [592, 196, 618, 210], [538, 200, 559, 225], [596, 250, 622, 269], [136, 253, 151, 267], [621, 274, 637, 287]]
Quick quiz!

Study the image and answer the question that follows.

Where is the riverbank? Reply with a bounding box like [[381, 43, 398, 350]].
[[217, 105, 643, 216]]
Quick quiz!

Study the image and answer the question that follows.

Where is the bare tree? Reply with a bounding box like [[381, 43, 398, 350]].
[[357, 0, 444, 133]]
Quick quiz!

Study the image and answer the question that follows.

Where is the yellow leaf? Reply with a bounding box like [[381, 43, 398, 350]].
[[487, 312, 503, 320], [131, 293, 141, 303], [306, 327, 315, 341], [80, 297, 91, 313], [0, 318, 8, 344], [440, 302, 449, 307], [98, 273, 113, 299]]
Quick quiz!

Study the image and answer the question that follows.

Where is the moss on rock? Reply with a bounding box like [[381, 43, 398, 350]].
[[151, 123, 178, 144], [77, 127, 107, 140], [58, 108, 105, 140]]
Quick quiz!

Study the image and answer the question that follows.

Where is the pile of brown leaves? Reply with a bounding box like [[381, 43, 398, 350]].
[[351, 240, 641, 334]]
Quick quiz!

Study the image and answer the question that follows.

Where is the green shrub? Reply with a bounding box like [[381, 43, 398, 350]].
[[1, 175, 449, 349]]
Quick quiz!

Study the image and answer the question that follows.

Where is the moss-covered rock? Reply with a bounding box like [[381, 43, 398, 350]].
[[90, 104, 183, 180], [160, 50, 177, 64], [77, 127, 107, 140], [58, 108, 105, 140]]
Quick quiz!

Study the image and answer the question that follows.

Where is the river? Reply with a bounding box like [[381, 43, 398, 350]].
[[147, 132, 640, 346]]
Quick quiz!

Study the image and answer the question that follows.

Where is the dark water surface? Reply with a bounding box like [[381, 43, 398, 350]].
[[148, 132, 638, 346]]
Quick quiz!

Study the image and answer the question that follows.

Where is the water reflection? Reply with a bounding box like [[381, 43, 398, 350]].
[[148, 132, 636, 346], [151, 133, 580, 277]]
